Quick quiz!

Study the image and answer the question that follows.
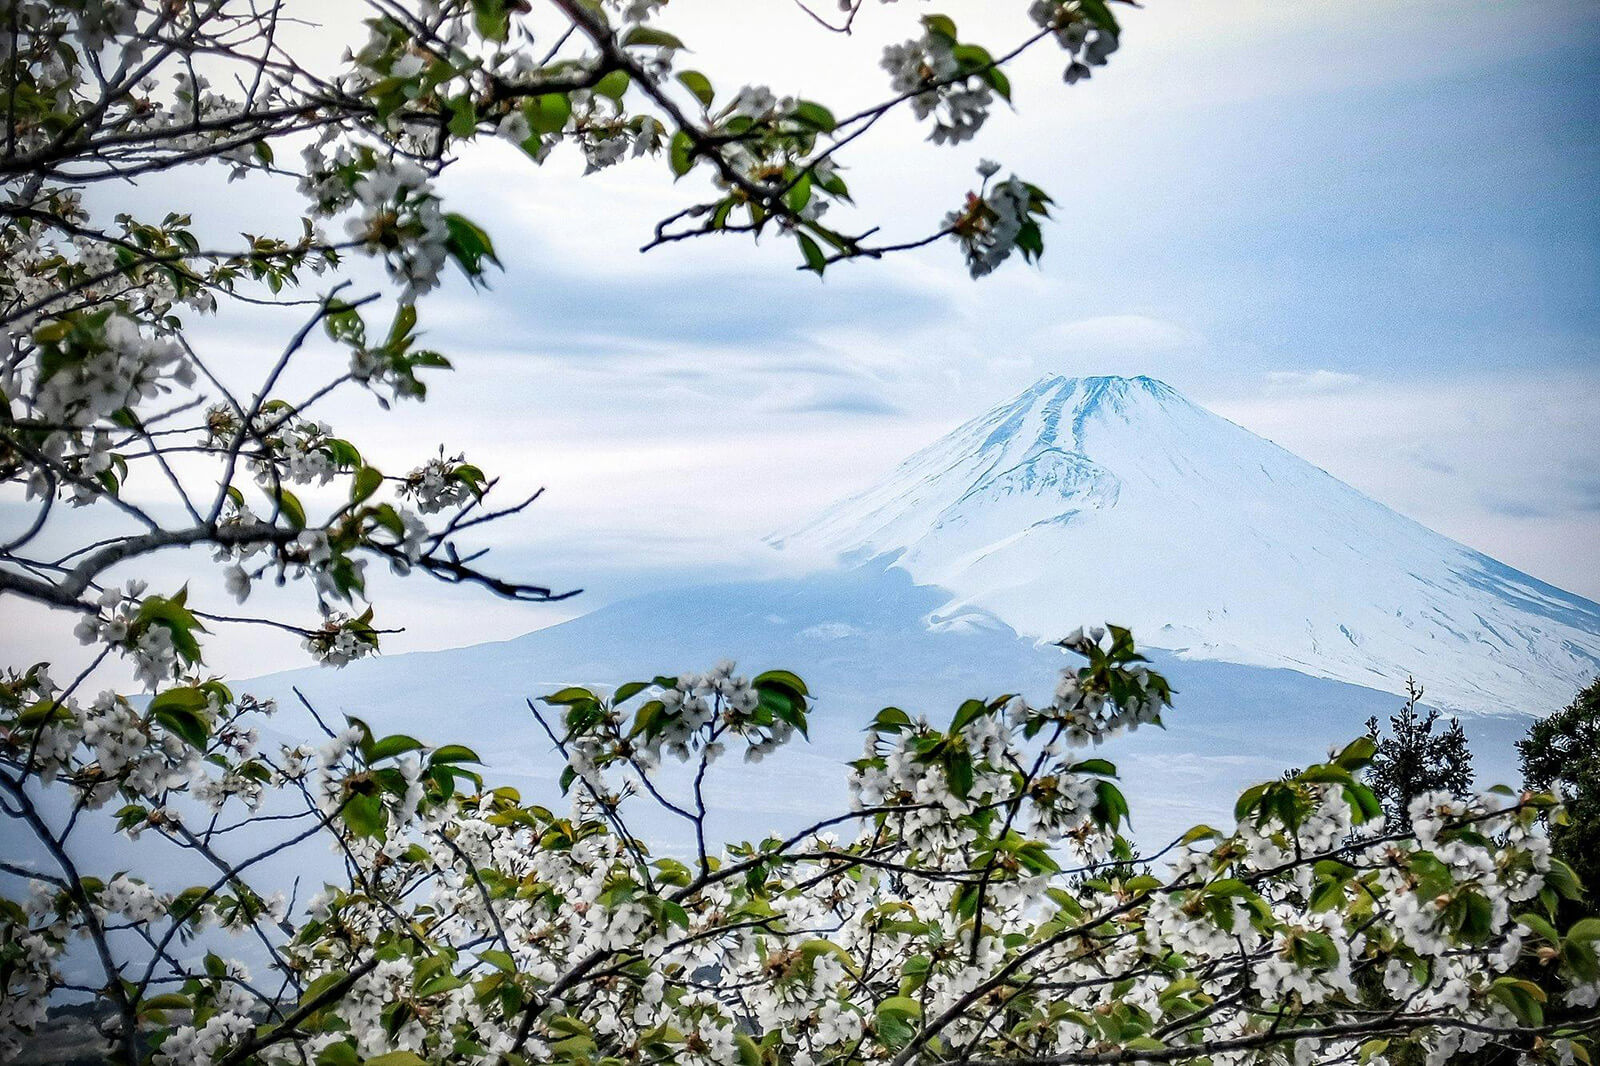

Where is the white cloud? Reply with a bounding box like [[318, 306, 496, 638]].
[[1263, 369, 1365, 394], [1045, 315, 1207, 355]]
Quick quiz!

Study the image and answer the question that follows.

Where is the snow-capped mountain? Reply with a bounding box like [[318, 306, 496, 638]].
[[774, 375, 1600, 716]]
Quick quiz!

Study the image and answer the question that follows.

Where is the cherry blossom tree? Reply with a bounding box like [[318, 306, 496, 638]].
[[2, 0, 1598, 1064]]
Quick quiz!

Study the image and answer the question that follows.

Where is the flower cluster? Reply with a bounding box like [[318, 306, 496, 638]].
[[399, 449, 483, 514], [1029, 0, 1121, 84], [19, 313, 193, 448], [944, 162, 1052, 278], [881, 30, 993, 145], [302, 610, 381, 667], [72, 582, 202, 690], [344, 157, 453, 301]]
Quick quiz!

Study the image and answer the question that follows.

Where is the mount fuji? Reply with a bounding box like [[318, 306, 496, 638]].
[[209, 374, 1600, 852], [774, 375, 1600, 716]]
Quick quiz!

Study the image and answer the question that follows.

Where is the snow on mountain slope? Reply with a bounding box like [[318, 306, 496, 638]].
[[773, 375, 1600, 715]]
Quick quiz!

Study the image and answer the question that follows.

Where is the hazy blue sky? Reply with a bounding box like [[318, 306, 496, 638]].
[[4, 0, 1597, 677]]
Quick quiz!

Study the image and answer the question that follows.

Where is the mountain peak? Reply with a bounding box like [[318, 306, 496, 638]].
[[1018, 373, 1182, 407], [975, 374, 1193, 459]]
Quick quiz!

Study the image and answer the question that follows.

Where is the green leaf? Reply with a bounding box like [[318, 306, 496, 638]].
[[352, 466, 383, 504], [326, 439, 363, 469], [319, 1041, 360, 1066], [470, 0, 509, 41], [17, 699, 70, 727], [1093, 779, 1130, 831], [149, 686, 208, 714], [447, 95, 478, 138], [751, 670, 808, 697], [1076, 0, 1120, 35], [799, 939, 857, 976], [1296, 764, 1354, 785], [1517, 912, 1560, 943], [1489, 976, 1546, 1026], [875, 995, 922, 1050], [952, 43, 994, 73], [367, 734, 426, 762], [1234, 783, 1267, 823], [613, 680, 651, 704], [676, 70, 714, 107], [443, 214, 501, 279], [622, 25, 684, 49], [1564, 936, 1600, 982], [628, 699, 663, 739], [1343, 781, 1384, 824], [274, 487, 306, 529], [921, 14, 958, 41], [653, 897, 689, 930], [876, 995, 921, 1018], [151, 687, 212, 748], [668, 129, 694, 177], [478, 949, 516, 973], [526, 93, 571, 136], [1547, 858, 1584, 901], [1358, 1040, 1390, 1066], [791, 100, 835, 132], [416, 973, 466, 997], [430, 744, 482, 766], [594, 69, 631, 101], [139, 993, 192, 1013], [785, 171, 814, 215], [342, 793, 387, 839], [543, 687, 598, 707], [1123, 1037, 1167, 1053], [388, 303, 418, 346], [985, 65, 1012, 102], [1333, 735, 1377, 771], [942, 751, 974, 799], [871, 707, 914, 733], [950, 698, 988, 733], [796, 232, 826, 275]]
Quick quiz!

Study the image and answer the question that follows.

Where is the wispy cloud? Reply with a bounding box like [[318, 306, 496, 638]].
[[1477, 493, 1552, 521], [1046, 315, 1206, 355], [1263, 370, 1365, 394], [430, 266, 948, 355], [781, 394, 904, 416]]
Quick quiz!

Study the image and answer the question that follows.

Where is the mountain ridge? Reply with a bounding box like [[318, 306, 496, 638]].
[[774, 374, 1600, 715]]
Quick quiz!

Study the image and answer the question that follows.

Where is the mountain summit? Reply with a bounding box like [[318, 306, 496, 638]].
[[775, 375, 1600, 715]]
